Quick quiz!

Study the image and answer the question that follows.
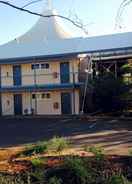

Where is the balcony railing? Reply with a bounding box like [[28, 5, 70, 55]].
[[0, 72, 79, 88]]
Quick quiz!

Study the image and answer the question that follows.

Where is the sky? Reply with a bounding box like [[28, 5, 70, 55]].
[[0, 0, 132, 45]]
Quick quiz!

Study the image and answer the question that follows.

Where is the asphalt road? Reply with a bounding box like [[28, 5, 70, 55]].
[[0, 116, 132, 154]]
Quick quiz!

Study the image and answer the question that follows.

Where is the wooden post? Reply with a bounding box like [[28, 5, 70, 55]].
[[72, 61, 76, 115], [34, 64, 37, 115], [115, 61, 118, 79]]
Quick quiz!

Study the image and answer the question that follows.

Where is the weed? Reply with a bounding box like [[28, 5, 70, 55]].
[[48, 137, 70, 153], [0, 173, 30, 184], [108, 175, 132, 184], [48, 176, 62, 184], [128, 149, 132, 156], [21, 141, 48, 156], [64, 157, 93, 184], [31, 169, 44, 183], [31, 157, 46, 168], [88, 146, 105, 161]]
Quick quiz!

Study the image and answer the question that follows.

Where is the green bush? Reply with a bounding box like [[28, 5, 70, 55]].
[[0, 173, 30, 184], [108, 175, 132, 184], [128, 149, 132, 156], [92, 73, 128, 112], [48, 176, 62, 184], [88, 146, 105, 161], [63, 157, 93, 184], [21, 141, 48, 156], [48, 137, 70, 153], [30, 169, 44, 183], [31, 157, 46, 168]]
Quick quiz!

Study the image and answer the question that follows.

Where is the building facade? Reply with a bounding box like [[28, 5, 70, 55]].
[[0, 57, 81, 115], [0, 4, 132, 115], [0, 6, 82, 116]]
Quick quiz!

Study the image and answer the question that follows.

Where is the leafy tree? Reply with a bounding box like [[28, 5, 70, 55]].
[[92, 73, 128, 112]]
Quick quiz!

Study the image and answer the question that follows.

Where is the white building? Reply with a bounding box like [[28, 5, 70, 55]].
[[0, 1, 132, 116], [0, 5, 81, 116]]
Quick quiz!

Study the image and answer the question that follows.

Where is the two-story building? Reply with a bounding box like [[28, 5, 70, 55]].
[[0, 7, 81, 116], [0, 2, 132, 116]]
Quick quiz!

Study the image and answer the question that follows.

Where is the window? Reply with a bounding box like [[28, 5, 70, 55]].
[[31, 63, 49, 70], [41, 63, 49, 69], [46, 93, 51, 99], [31, 64, 39, 70], [41, 93, 51, 99], [32, 94, 36, 99], [42, 93, 46, 99]]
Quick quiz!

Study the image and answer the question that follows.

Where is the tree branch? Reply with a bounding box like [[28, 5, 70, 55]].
[[115, 0, 132, 29], [0, 1, 88, 34], [22, 0, 43, 8]]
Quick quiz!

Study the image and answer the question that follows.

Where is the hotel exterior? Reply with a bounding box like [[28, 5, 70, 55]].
[[0, 8, 81, 116], [0, 3, 132, 116]]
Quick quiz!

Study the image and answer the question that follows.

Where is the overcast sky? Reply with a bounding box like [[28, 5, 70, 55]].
[[0, 0, 132, 45]]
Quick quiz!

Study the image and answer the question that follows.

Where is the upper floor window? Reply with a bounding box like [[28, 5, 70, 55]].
[[31, 64, 39, 70], [31, 63, 49, 70], [41, 63, 49, 69]]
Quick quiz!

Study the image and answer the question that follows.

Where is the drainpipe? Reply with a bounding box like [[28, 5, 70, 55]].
[[72, 61, 76, 115], [34, 61, 37, 115]]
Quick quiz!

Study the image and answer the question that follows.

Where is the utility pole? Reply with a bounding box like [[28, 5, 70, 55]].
[[81, 55, 92, 114]]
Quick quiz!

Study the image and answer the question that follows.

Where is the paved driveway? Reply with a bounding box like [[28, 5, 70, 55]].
[[0, 116, 132, 154]]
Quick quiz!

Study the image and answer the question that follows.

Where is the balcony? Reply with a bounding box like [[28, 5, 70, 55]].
[[0, 72, 83, 92]]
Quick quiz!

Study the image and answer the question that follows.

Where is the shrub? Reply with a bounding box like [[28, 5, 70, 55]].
[[128, 149, 132, 156], [88, 146, 105, 161], [48, 176, 62, 184], [108, 175, 132, 184], [0, 173, 30, 184], [30, 169, 44, 183], [21, 141, 48, 156], [31, 157, 46, 168], [48, 137, 70, 153], [63, 157, 93, 184], [92, 73, 128, 112]]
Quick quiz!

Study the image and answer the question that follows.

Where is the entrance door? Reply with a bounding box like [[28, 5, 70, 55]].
[[61, 93, 72, 114], [60, 62, 70, 83], [13, 65, 22, 86], [14, 94, 22, 115]]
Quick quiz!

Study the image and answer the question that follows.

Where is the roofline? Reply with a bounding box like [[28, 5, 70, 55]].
[[0, 53, 78, 65], [0, 46, 132, 64]]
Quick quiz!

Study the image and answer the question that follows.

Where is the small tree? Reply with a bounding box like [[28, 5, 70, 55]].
[[92, 73, 128, 113]]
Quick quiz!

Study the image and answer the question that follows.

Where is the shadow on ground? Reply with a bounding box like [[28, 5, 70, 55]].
[[0, 116, 132, 154]]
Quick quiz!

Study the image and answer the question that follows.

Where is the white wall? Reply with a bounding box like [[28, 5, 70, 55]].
[[0, 59, 79, 87], [1, 65, 13, 87], [1, 93, 14, 115], [1, 90, 80, 115], [23, 92, 61, 115], [71, 89, 80, 114]]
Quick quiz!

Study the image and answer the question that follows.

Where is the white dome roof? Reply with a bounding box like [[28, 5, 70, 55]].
[[14, 8, 72, 44]]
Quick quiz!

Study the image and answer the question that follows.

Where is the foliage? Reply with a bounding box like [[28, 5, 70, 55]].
[[30, 169, 45, 183], [48, 176, 62, 184], [128, 149, 132, 156], [63, 157, 93, 184], [21, 141, 48, 156], [107, 175, 132, 184], [92, 73, 128, 112], [31, 157, 46, 168], [48, 137, 70, 153], [88, 146, 105, 161], [0, 173, 31, 184]]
